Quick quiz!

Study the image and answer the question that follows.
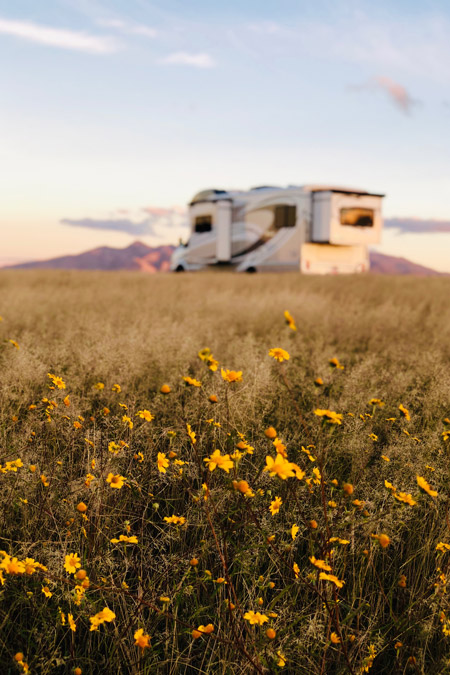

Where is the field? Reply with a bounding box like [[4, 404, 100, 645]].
[[0, 270, 449, 675]]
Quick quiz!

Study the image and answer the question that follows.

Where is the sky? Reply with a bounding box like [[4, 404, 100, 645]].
[[1, 0, 450, 271]]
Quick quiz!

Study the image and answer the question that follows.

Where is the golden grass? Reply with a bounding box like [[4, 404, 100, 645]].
[[0, 270, 449, 674]]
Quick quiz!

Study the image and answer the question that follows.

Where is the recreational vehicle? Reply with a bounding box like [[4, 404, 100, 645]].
[[170, 185, 384, 274]]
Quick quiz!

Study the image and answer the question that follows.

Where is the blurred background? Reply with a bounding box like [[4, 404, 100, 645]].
[[1, 0, 449, 272]]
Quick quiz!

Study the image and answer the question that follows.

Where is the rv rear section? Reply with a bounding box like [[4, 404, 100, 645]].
[[170, 185, 384, 274]]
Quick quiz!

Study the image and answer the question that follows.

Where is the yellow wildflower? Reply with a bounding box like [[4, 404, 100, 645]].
[[244, 610, 269, 625], [309, 556, 332, 572], [64, 553, 81, 574], [68, 613, 76, 632], [329, 357, 344, 369], [417, 475, 438, 497], [164, 515, 186, 525], [221, 368, 243, 383], [398, 404, 410, 420], [157, 452, 169, 473], [134, 628, 151, 649], [111, 384, 121, 393], [268, 348, 290, 363], [106, 473, 126, 489], [264, 454, 296, 480], [314, 409, 343, 425], [204, 450, 233, 473], [137, 409, 154, 422], [269, 496, 282, 515], [291, 524, 299, 540], [319, 572, 345, 588], [89, 607, 116, 631], [183, 376, 202, 387]]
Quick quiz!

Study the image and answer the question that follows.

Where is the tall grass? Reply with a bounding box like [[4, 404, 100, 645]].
[[0, 270, 449, 674]]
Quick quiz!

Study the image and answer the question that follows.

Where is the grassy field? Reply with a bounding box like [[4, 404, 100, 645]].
[[0, 270, 449, 675]]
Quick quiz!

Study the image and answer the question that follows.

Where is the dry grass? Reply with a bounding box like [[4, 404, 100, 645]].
[[0, 270, 449, 674]]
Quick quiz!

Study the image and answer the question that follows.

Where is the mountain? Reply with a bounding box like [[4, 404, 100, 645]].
[[4, 242, 175, 273], [2, 243, 446, 276], [368, 251, 447, 276]]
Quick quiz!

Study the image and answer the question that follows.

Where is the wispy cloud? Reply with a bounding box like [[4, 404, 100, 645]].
[[373, 76, 416, 114], [98, 18, 157, 39], [385, 218, 450, 234], [0, 16, 119, 53], [350, 76, 417, 115], [61, 207, 187, 239], [158, 51, 216, 68]]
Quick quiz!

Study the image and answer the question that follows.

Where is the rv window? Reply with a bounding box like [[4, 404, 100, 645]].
[[340, 208, 374, 228], [194, 216, 212, 233], [274, 205, 296, 229]]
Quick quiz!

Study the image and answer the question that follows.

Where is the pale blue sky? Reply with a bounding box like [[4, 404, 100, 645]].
[[1, 0, 450, 270]]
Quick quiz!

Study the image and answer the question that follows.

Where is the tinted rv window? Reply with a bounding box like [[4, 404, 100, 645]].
[[194, 216, 212, 233], [340, 208, 374, 227], [274, 205, 296, 229]]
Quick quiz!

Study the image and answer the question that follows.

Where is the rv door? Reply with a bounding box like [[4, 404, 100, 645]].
[[216, 200, 232, 262]]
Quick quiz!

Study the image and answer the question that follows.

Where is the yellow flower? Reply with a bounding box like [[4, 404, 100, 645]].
[[313, 409, 343, 425], [183, 376, 202, 387], [319, 572, 345, 589], [284, 310, 297, 331], [42, 586, 52, 598], [394, 492, 416, 506], [244, 610, 269, 625], [269, 496, 282, 515], [372, 533, 390, 548], [398, 404, 410, 420], [137, 409, 154, 422], [417, 475, 438, 497], [204, 450, 233, 473], [157, 452, 169, 473], [8, 339, 19, 349], [369, 433, 378, 441], [381, 455, 390, 462], [1, 555, 25, 575], [329, 357, 344, 369], [330, 632, 341, 644], [40, 474, 49, 487], [268, 348, 290, 363], [94, 382, 105, 390], [160, 384, 171, 394], [64, 552, 81, 574], [164, 515, 186, 525], [277, 651, 286, 667], [309, 556, 332, 572], [111, 384, 121, 393], [264, 454, 297, 480], [436, 542, 450, 553], [89, 607, 116, 631], [47, 373, 66, 389], [369, 398, 385, 407], [134, 628, 151, 649], [264, 426, 277, 439], [314, 377, 324, 386], [110, 535, 138, 544], [68, 613, 76, 632], [106, 473, 126, 489], [122, 415, 133, 429], [221, 368, 243, 383], [293, 562, 300, 578], [186, 423, 196, 445], [291, 524, 299, 540]]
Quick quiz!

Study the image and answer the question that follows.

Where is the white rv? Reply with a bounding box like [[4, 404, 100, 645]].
[[170, 185, 384, 274]]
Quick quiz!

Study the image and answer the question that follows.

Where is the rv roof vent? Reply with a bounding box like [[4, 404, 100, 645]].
[[191, 189, 228, 204], [250, 185, 280, 191]]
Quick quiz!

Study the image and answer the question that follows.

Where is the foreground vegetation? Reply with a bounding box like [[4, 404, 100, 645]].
[[0, 270, 449, 674]]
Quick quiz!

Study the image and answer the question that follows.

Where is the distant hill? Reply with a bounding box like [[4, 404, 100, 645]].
[[2, 242, 446, 276], [369, 251, 447, 276], [5, 242, 175, 273]]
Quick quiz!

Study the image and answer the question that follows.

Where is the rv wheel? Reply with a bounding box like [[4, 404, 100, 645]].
[[246, 267, 257, 273], [175, 265, 185, 272]]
